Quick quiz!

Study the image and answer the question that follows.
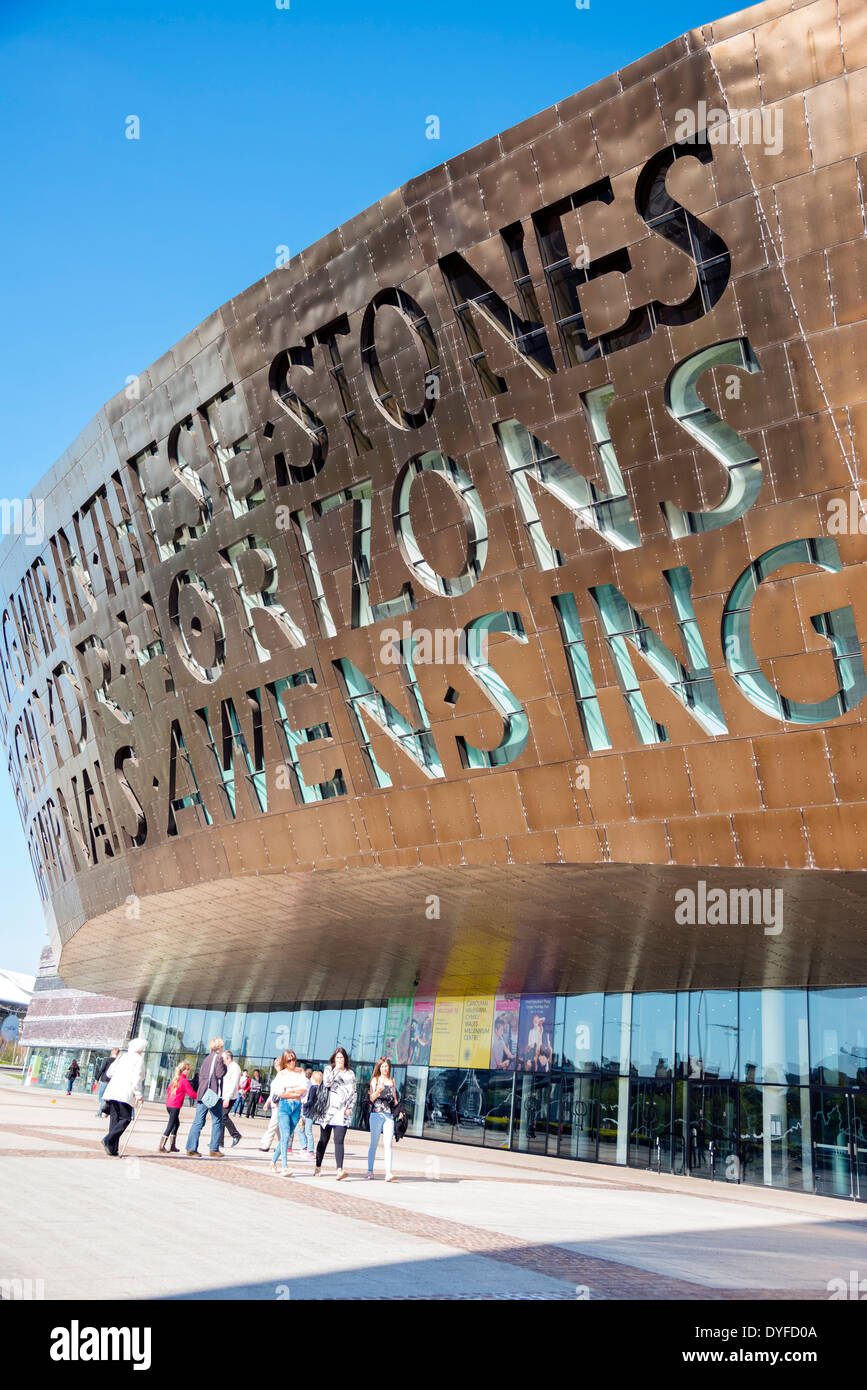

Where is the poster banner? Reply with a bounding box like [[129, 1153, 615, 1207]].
[[408, 998, 435, 1065], [490, 997, 520, 1071], [460, 996, 495, 1068], [430, 997, 463, 1066], [383, 998, 414, 1063], [517, 995, 556, 1073]]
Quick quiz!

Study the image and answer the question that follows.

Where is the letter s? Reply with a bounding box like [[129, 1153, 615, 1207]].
[[635, 135, 731, 325]]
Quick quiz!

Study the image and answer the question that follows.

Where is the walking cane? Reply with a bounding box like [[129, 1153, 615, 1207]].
[[119, 1100, 143, 1157]]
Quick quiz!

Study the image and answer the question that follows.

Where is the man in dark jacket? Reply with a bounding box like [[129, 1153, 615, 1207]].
[[184, 1038, 228, 1158], [95, 1048, 119, 1116]]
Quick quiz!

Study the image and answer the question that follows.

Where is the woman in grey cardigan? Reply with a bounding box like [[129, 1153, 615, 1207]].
[[314, 1047, 356, 1180]]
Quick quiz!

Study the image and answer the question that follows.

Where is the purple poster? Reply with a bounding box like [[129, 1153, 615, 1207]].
[[517, 995, 556, 1073]]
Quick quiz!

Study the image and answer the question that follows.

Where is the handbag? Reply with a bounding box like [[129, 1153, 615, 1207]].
[[200, 1056, 221, 1109], [309, 1078, 332, 1124]]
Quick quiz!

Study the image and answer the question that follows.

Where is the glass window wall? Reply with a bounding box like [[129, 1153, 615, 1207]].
[[60, 985, 866, 1203]]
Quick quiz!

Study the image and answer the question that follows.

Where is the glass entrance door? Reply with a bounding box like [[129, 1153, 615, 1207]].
[[556, 1075, 600, 1161], [512, 1073, 551, 1154], [687, 1083, 739, 1181], [811, 1089, 867, 1200], [629, 1081, 674, 1171]]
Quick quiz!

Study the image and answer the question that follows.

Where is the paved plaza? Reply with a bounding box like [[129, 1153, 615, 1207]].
[[1, 1078, 865, 1301]]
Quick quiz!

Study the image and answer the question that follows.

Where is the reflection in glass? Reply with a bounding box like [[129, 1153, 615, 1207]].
[[424, 1068, 458, 1141], [601, 994, 631, 1074], [558, 1074, 599, 1161], [597, 1075, 625, 1164], [402, 1066, 428, 1139], [481, 1073, 515, 1148], [562, 994, 603, 1071], [689, 991, 738, 1080], [115, 987, 867, 1200], [313, 1008, 341, 1063], [809, 989, 867, 1086], [291, 1007, 317, 1062], [140, 1004, 169, 1053], [739, 990, 809, 1084], [241, 1011, 268, 1061], [163, 1007, 186, 1055], [200, 1009, 227, 1051], [513, 1072, 552, 1154], [632, 993, 676, 1079], [182, 1009, 205, 1053], [687, 1084, 738, 1181], [225, 1009, 246, 1056], [453, 1069, 487, 1145], [739, 1085, 809, 1192], [810, 1088, 855, 1199], [350, 1003, 385, 1063], [629, 1080, 674, 1169], [266, 1009, 293, 1056]]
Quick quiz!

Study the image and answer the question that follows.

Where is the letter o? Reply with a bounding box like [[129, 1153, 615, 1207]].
[[168, 571, 226, 682], [392, 451, 488, 596], [360, 288, 440, 430]]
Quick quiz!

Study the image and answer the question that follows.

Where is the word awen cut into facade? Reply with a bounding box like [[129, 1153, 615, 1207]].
[[3, 0, 867, 1035]]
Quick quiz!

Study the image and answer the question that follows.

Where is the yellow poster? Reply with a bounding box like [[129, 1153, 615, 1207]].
[[430, 996, 463, 1066], [460, 996, 496, 1067]]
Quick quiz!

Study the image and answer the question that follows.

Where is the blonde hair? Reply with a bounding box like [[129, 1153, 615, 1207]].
[[312, 1070, 323, 1083], [209, 1037, 225, 1051]]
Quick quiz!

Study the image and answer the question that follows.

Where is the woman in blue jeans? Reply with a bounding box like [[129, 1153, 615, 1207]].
[[270, 1050, 307, 1177], [367, 1057, 398, 1182]]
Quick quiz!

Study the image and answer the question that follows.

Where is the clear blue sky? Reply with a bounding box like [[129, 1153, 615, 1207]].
[[0, 0, 727, 972]]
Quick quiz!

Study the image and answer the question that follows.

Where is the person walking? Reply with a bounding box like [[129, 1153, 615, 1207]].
[[303, 1069, 323, 1151], [233, 1070, 250, 1115], [160, 1061, 196, 1152], [65, 1059, 80, 1095], [314, 1047, 356, 1180], [101, 1037, 146, 1156], [259, 1056, 285, 1153], [184, 1038, 227, 1158], [367, 1057, 398, 1182], [297, 1068, 317, 1159], [95, 1048, 119, 1116], [245, 1069, 263, 1117], [283, 1052, 309, 1158], [270, 1051, 307, 1177], [220, 1050, 243, 1148]]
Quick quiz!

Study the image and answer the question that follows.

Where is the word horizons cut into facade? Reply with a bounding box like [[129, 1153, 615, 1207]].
[[3, 127, 866, 904]]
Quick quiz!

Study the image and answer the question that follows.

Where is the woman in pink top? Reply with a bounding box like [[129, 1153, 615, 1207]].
[[160, 1062, 196, 1153]]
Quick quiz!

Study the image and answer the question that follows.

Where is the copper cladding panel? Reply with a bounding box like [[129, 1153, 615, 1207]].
[[2, 0, 867, 1007]]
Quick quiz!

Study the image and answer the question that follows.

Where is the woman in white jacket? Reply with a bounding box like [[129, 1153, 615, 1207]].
[[102, 1037, 146, 1156], [313, 1047, 356, 1180]]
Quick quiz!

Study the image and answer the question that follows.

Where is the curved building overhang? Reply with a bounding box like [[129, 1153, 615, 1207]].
[[57, 863, 867, 1008], [2, 0, 867, 1006]]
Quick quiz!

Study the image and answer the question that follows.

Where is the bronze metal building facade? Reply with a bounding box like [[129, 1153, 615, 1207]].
[[4, 0, 867, 1192]]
